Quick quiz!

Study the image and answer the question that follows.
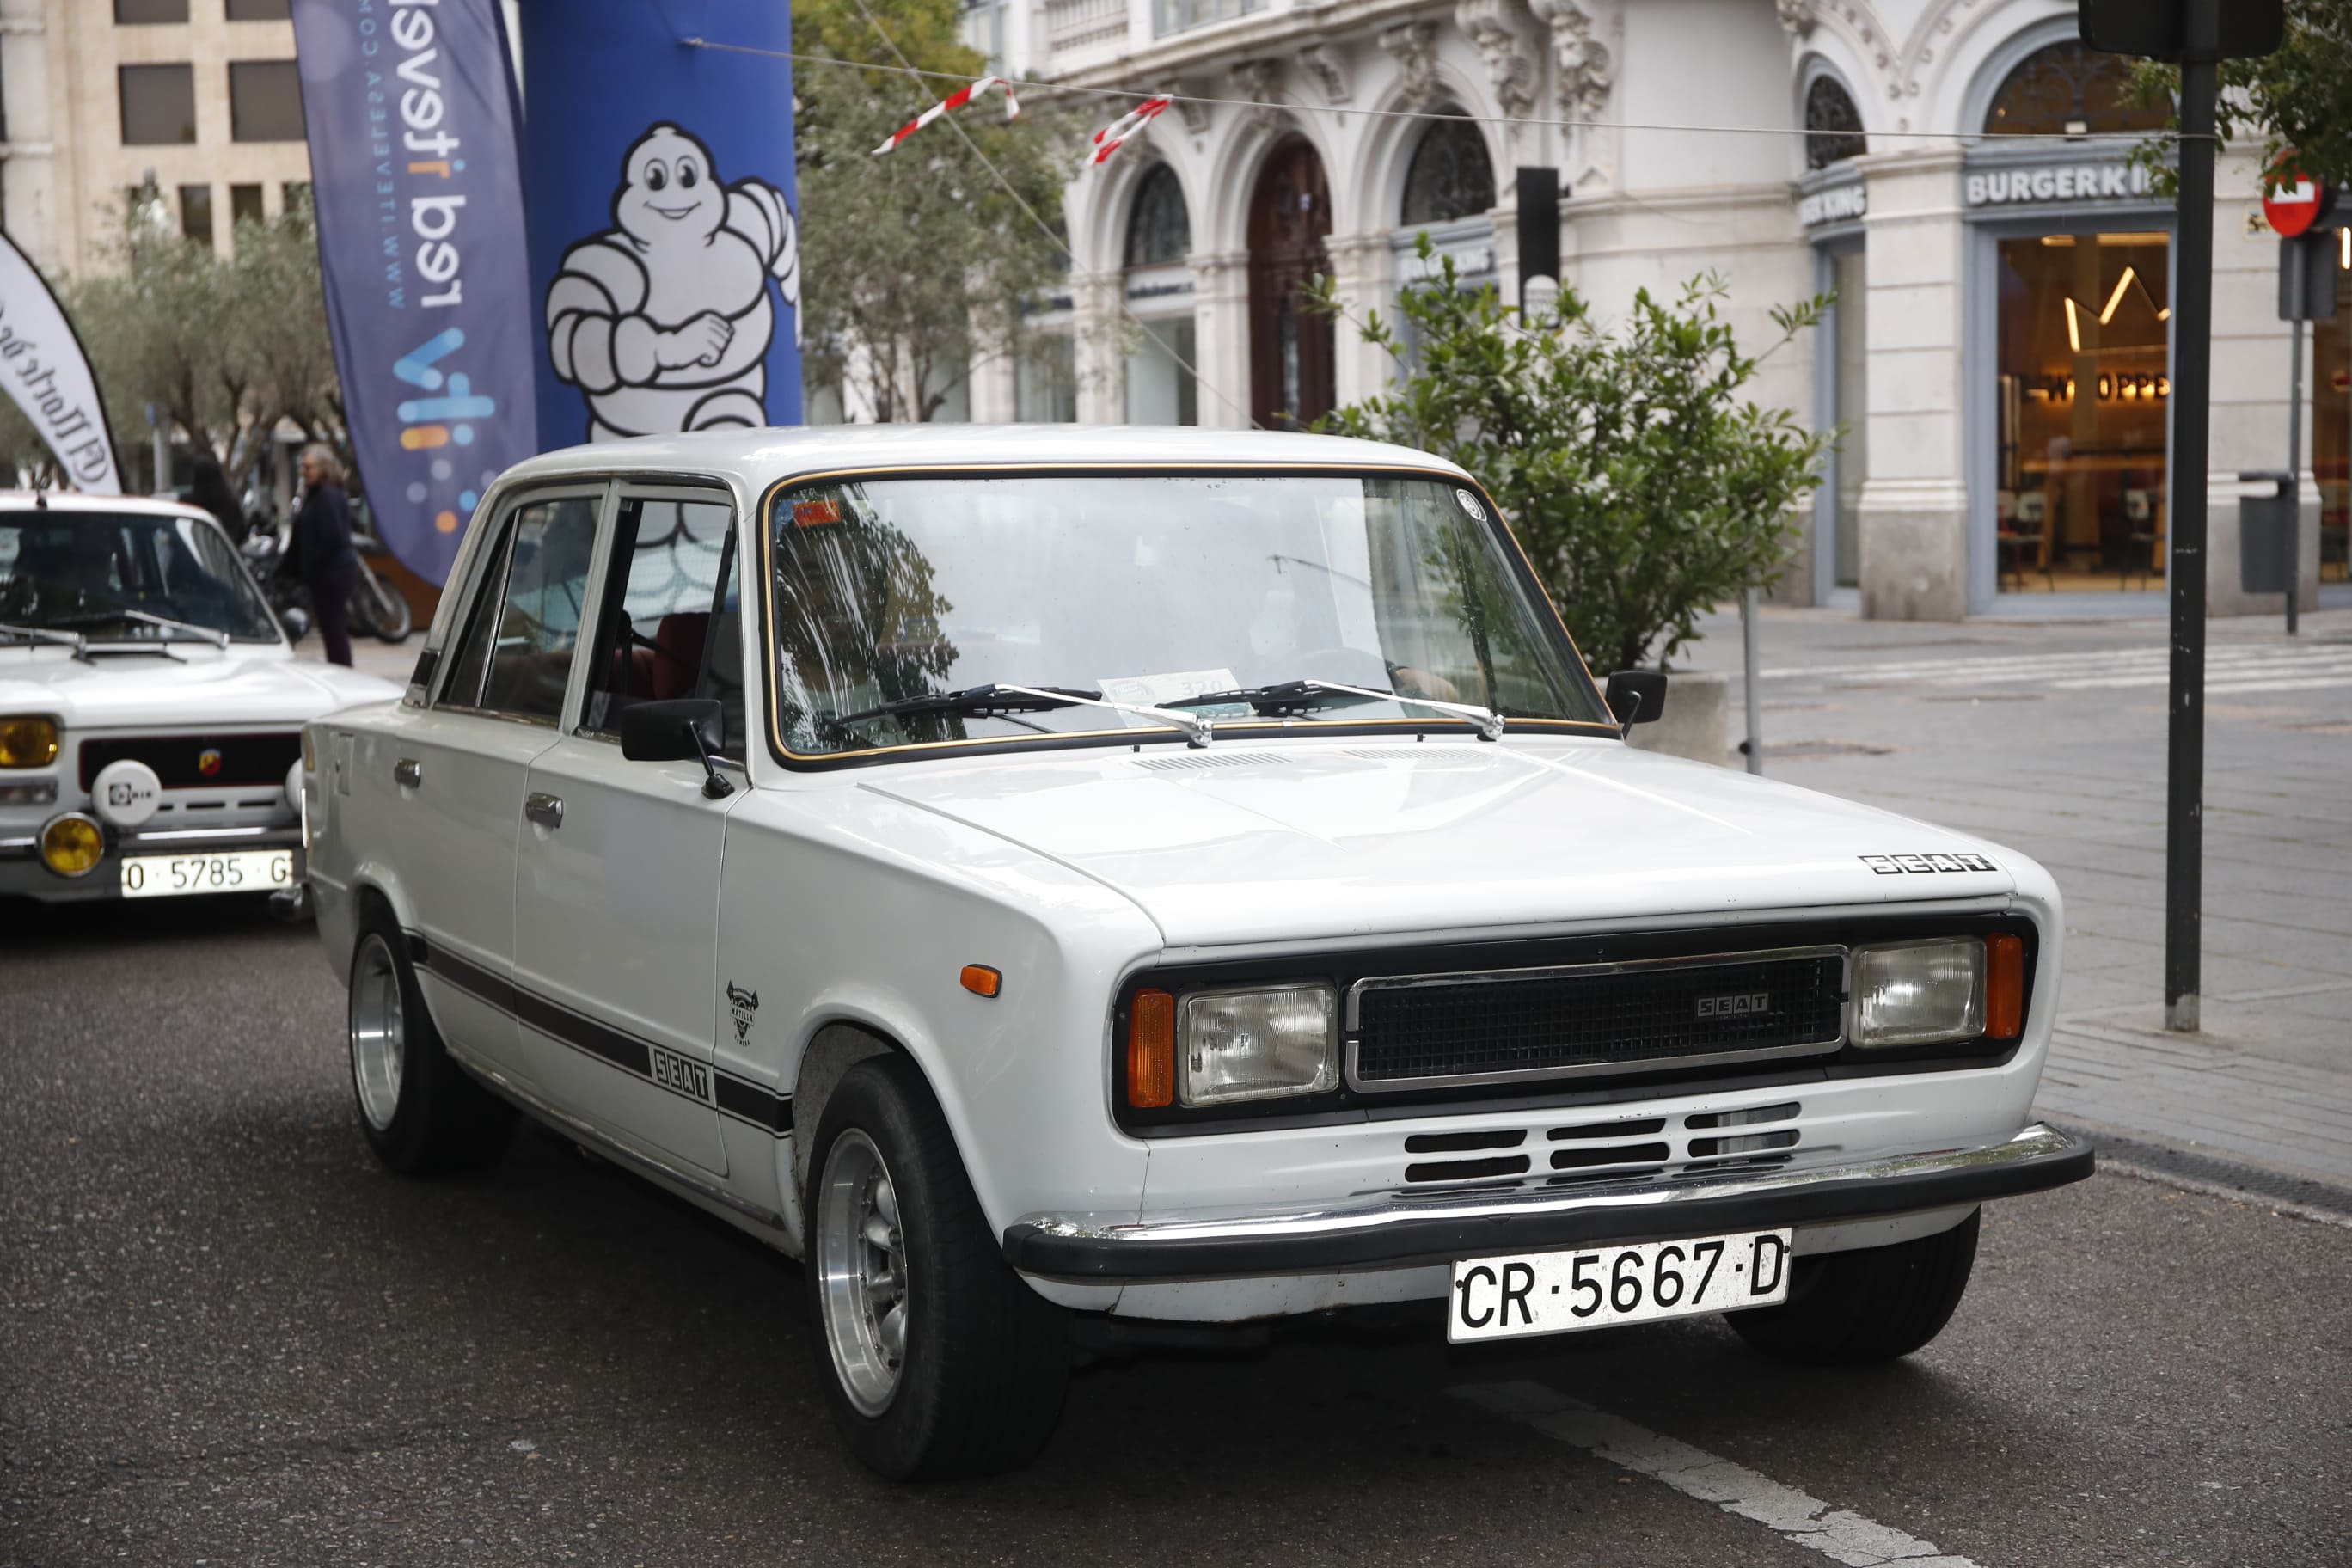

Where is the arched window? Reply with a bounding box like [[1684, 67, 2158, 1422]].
[[1123, 163, 1191, 267], [1400, 112, 1496, 227], [1804, 75, 1866, 169], [1986, 41, 2168, 138]]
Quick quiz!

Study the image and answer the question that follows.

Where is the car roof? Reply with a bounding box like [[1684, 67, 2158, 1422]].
[[0, 490, 215, 523], [491, 424, 1473, 491]]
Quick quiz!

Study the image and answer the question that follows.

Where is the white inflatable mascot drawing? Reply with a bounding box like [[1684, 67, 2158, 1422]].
[[545, 123, 801, 441]]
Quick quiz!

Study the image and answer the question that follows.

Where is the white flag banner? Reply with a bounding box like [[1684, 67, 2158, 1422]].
[[0, 230, 121, 494]]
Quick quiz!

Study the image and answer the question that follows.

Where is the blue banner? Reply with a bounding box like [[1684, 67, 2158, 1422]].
[[291, 0, 537, 585], [518, 0, 802, 450]]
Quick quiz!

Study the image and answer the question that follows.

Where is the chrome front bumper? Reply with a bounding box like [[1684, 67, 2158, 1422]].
[[1004, 1123, 2093, 1282]]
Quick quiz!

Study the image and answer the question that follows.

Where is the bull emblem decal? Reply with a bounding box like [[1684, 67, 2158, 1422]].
[[725, 981, 760, 1045]]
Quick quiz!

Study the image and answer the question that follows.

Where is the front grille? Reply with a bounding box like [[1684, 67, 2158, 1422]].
[[78, 732, 302, 791], [1349, 949, 1847, 1091]]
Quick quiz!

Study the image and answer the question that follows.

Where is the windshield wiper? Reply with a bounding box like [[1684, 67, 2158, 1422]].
[[0, 622, 95, 663], [1171, 678, 1505, 741], [830, 683, 1213, 746], [49, 607, 230, 649]]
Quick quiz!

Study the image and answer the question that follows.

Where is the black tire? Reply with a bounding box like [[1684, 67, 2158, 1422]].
[[803, 1055, 1070, 1480], [346, 904, 514, 1175], [1727, 1209, 1981, 1366]]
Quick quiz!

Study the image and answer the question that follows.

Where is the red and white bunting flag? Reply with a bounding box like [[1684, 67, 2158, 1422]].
[[1087, 94, 1173, 168], [872, 76, 1021, 156]]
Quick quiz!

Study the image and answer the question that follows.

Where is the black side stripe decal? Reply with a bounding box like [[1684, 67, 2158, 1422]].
[[407, 933, 793, 1136]]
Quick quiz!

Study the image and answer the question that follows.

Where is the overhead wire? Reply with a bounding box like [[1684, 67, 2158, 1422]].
[[683, 36, 2194, 150]]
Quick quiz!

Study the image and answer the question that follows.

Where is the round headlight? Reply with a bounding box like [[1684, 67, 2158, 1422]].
[[0, 715, 60, 769], [40, 812, 106, 878]]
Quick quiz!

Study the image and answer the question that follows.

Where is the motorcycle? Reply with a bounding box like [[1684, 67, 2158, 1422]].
[[239, 511, 413, 645]]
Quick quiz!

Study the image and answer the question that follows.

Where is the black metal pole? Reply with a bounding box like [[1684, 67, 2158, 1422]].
[[2287, 239, 2304, 635], [2166, 0, 2219, 1032]]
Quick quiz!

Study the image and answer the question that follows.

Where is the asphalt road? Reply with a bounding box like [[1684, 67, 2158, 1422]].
[[3, 897, 2349, 1568]]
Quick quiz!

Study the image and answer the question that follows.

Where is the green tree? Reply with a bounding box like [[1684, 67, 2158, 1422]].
[[2128, 0, 2352, 193], [1, 187, 344, 493], [792, 0, 1073, 421], [1309, 241, 1833, 674]]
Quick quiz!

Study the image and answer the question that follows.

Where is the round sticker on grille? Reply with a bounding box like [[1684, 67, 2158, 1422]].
[[1455, 488, 1486, 522]]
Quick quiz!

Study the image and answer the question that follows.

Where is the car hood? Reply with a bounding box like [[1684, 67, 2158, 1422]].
[[862, 738, 2021, 948], [0, 646, 402, 730]]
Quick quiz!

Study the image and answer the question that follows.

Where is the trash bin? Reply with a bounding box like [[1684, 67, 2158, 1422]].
[[2239, 470, 2295, 594]]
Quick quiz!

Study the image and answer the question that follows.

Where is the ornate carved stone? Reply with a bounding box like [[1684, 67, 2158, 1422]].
[[1776, 0, 1816, 36], [1528, 0, 1611, 120], [1378, 19, 1442, 111], [1453, 0, 1540, 121], [1173, 83, 1211, 136], [1297, 41, 1351, 105], [1230, 58, 1289, 134]]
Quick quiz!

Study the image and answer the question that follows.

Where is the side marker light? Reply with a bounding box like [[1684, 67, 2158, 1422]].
[[1986, 934, 2025, 1039], [960, 965, 1003, 998]]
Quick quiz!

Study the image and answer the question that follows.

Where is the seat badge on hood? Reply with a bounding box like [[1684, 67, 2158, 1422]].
[[1859, 852, 1999, 874]]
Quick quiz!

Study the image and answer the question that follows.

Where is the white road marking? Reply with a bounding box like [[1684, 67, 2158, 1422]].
[[1453, 1380, 1981, 1568], [1761, 644, 2348, 682]]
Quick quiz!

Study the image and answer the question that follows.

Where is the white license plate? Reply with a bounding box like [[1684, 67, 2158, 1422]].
[[119, 848, 294, 899], [1449, 1228, 1792, 1344]]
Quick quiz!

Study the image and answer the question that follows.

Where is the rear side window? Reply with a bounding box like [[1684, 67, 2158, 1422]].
[[438, 493, 602, 720]]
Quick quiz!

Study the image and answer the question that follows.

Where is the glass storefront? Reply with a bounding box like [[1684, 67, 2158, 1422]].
[[1994, 231, 2171, 593]]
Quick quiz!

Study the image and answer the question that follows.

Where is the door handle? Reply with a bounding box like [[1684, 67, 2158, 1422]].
[[393, 758, 422, 788], [524, 792, 565, 829]]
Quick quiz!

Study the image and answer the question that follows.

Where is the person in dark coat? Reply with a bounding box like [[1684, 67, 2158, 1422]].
[[294, 444, 361, 667], [188, 455, 247, 542]]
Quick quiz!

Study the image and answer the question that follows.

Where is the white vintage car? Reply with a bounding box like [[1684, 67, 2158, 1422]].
[[1, 491, 400, 903], [301, 426, 2092, 1480]]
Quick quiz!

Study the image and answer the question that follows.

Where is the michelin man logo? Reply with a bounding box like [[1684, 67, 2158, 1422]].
[[544, 124, 801, 441]]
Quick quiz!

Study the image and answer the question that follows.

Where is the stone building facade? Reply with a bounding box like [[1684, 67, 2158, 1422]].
[[1, 0, 311, 275], [945, 0, 2337, 619]]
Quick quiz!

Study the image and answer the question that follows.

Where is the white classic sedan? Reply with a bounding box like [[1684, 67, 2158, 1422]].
[[1, 491, 401, 903], [302, 426, 2092, 1480]]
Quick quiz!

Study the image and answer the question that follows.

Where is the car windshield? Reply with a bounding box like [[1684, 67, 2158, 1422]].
[[0, 511, 279, 643], [762, 471, 1610, 756]]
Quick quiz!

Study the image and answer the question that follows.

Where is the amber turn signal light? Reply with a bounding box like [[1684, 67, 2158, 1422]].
[[1985, 934, 2025, 1039], [959, 965, 1002, 998], [1127, 989, 1175, 1108]]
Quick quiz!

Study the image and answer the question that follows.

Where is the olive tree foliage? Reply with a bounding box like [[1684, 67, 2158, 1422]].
[[793, 0, 1075, 423], [1308, 240, 1834, 675], [0, 186, 345, 492], [2128, 0, 2352, 193]]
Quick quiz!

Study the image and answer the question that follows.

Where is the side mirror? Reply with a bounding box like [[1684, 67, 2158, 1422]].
[[622, 697, 724, 762], [1604, 670, 1669, 731], [621, 697, 735, 799]]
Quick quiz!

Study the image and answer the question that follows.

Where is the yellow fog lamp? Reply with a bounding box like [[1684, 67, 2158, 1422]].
[[0, 715, 60, 769], [39, 812, 106, 878]]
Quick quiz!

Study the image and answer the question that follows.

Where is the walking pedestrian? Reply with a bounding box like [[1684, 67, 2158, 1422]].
[[294, 444, 361, 667], [188, 455, 247, 542]]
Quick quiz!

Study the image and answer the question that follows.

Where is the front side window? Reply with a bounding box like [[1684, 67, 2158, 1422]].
[[581, 493, 740, 750], [761, 471, 1608, 758], [441, 495, 600, 720], [0, 512, 278, 642]]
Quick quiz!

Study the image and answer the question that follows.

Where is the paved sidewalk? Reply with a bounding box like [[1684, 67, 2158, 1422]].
[[1687, 605, 2352, 1187]]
